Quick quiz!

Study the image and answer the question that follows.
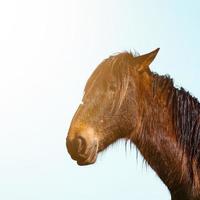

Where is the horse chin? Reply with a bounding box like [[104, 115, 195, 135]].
[[77, 153, 97, 166], [77, 157, 97, 166]]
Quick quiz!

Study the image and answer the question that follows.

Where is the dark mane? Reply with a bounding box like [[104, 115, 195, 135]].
[[173, 84, 200, 164], [153, 73, 200, 167]]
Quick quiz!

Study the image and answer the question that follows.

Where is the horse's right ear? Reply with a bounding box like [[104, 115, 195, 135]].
[[135, 48, 160, 72]]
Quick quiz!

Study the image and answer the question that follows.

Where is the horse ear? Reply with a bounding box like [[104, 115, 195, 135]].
[[135, 48, 160, 72]]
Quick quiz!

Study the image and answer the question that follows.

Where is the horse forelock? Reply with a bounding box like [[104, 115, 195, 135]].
[[84, 52, 137, 113]]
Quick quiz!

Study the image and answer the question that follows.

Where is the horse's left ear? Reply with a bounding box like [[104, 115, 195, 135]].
[[135, 48, 160, 72]]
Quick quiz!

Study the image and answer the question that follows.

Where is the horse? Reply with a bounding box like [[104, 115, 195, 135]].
[[66, 49, 200, 200]]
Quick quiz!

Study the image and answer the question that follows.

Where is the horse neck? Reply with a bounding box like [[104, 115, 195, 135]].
[[130, 74, 200, 198]]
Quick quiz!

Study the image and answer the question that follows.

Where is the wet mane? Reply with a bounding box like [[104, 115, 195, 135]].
[[152, 73, 200, 166], [172, 84, 200, 164]]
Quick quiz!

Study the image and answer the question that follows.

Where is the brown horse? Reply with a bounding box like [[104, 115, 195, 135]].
[[66, 49, 200, 200]]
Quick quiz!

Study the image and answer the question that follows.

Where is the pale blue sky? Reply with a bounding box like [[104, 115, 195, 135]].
[[0, 0, 200, 200]]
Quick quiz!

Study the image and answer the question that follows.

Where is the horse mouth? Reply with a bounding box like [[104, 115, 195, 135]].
[[77, 156, 97, 166], [75, 143, 98, 166]]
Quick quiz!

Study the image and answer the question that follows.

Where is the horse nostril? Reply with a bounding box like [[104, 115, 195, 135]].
[[66, 135, 87, 158], [74, 136, 86, 153]]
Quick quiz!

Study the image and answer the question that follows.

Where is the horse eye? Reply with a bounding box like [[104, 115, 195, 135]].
[[109, 84, 117, 91]]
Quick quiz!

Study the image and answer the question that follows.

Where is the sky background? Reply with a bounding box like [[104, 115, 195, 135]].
[[0, 0, 200, 199]]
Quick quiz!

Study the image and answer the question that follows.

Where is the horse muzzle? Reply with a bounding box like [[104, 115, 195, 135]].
[[66, 134, 98, 166]]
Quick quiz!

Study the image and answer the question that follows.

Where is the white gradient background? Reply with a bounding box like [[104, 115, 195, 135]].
[[0, 0, 200, 199]]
